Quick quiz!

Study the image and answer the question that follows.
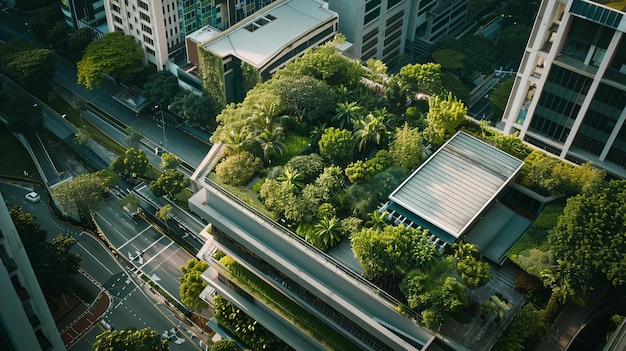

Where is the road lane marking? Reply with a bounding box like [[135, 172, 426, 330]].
[[139, 241, 174, 270], [75, 241, 113, 274], [117, 225, 152, 250]]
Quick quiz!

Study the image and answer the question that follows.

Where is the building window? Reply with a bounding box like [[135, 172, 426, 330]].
[[141, 23, 152, 34], [138, 0, 148, 11], [388, 0, 403, 8], [364, 8, 380, 25], [146, 47, 155, 55], [140, 12, 151, 23], [366, 0, 381, 13]]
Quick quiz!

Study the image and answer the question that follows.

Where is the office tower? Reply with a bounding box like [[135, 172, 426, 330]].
[[0, 193, 65, 351], [61, 0, 107, 30], [502, 0, 626, 178]]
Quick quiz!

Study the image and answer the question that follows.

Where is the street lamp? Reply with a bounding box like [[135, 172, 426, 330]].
[[156, 104, 166, 149]]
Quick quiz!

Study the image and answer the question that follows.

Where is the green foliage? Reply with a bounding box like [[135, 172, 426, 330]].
[[400, 269, 468, 330], [545, 180, 626, 304], [124, 126, 143, 148], [318, 127, 354, 167], [52, 170, 117, 217], [274, 38, 366, 89], [453, 242, 492, 288], [179, 259, 209, 312], [169, 90, 219, 127], [424, 92, 467, 145], [519, 151, 605, 197], [345, 150, 392, 184], [68, 28, 95, 59], [514, 271, 545, 295], [143, 71, 180, 107], [384, 75, 410, 114], [432, 49, 465, 70], [110, 148, 149, 179], [198, 48, 227, 108], [308, 216, 343, 251], [77, 32, 144, 89], [119, 194, 140, 215], [273, 75, 334, 123], [512, 249, 555, 278], [496, 24, 531, 58], [93, 328, 168, 351], [2, 95, 44, 133], [507, 199, 565, 258], [480, 295, 510, 320], [149, 169, 190, 198], [352, 109, 392, 152], [211, 340, 238, 351], [0, 40, 55, 88], [28, 8, 62, 42], [389, 123, 426, 171], [47, 21, 70, 51], [352, 225, 435, 280], [333, 101, 362, 130], [10, 207, 81, 296], [398, 62, 442, 95], [346, 167, 408, 218], [215, 151, 262, 186], [285, 153, 325, 184], [433, 35, 497, 79], [160, 153, 181, 170], [489, 77, 515, 122]]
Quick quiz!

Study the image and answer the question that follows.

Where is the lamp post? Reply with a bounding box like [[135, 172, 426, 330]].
[[156, 104, 166, 149]]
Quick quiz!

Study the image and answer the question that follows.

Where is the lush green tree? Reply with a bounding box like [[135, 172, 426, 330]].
[[155, 204, 172, 233], [365, 210, 389, 231], [440, 72, 471, 104], [93, 328, 168, 351], [496, 24, 531, 57], [5, 48, 55, 88], [160, 153, 181, 170], [109, 148, 149, 179], [365, 58, 388, 83], [124, 126, 143, 148], [9, 207, 81, 296], [47, 21, 70, 51], [257, 125, 285, 162], [149, 169, 190, 198], [493, 304, 546, 351], [74, 125, 90, 145], [29, 8, 62, 42], [389, 123, 425, 171], [211, 340, 238, 351], [346, 167, 408, 218], [2, 95, 44, 133], [453, 242, 492, 288], [260, 179, 294, 216], [119, 193, 140, 215], [274, 37, 366, 89], [400, 264, 467, 329], [384, 75, 410, 115], [424, 92, 467, 145], [77, 32, 144, 89], [169, 90, 218, 127], [345, 150, 393, 184], [489, 77, 515, 122], [545, 180, 626, 304], [352, 225, 431, 280], [432, 49, 465, 70], [52, 170, 117, 218], [142, 71, 180, 107], [433, 35, 497, 80], [215, 151, 262, 186], [284, 153, 325, 184], [68, 27, 95, 59], [179, 259, 209, 312], [398, 62, 442, 95], [314, 165, 345, 201], [273, 75, 335, 123], [318, 127, 355, 167], [353, 110, 391, 152]]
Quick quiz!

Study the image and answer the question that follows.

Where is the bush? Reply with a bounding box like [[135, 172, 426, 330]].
[[514, 271, 544, 294], [215, 151, 262, 186], [285, 153, 325, 184]]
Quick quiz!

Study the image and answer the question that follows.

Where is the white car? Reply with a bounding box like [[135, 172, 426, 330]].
[[25, 191, 41, 203]]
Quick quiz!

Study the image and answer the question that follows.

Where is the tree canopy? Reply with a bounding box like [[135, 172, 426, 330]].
[[109, 148, 149, 179], [142, 71, 180, 107], [0, 40, 55, 88], [545, 180, 626, 304], [52, 170, 117, 218], [77, 32, 144, 89], [424, 92, 467, 145], [93, 328, 168, 351], [169, 90, 219, 127], [318, 127, 354, 167], [149, 169, 190, 198], [389, 123, 425, 171]]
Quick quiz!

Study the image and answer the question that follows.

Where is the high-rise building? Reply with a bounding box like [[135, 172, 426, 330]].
[[0, 193, 65, 351], [502, 0, 626, 178], [103, 0, 278, 70], [61, 0, 107, 29]]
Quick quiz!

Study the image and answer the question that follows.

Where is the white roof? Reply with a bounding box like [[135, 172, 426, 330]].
[[201, 0, 336, 68], [388, 132, 524, 238]]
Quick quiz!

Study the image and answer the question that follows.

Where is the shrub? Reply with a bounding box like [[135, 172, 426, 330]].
[[215, 151, 262, 186]]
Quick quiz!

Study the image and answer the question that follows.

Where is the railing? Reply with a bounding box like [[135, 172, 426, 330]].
[[204, 178, 423, 322]]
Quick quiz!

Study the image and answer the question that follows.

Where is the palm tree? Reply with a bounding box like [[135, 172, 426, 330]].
[[334, 84, 354, 103], [224, 125, 255, 154], [311, 216, 342, 251], [333, 101, 362, 130], [255, 102, 287, 128], [257, 126, 285, 162], [276, 166, 304, 191], [353, 113, 390, 152], [309, 122, 327, 146], [366, 210, 388, 231]]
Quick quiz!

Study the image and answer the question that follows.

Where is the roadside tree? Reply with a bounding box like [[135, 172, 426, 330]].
[[119, 193, 140, 215], [160, 153, 181, 170], [93, 328, 168, 351], [109, 148, 149, 179], [124, 126, 143, 148], [149, 170, 190, 198], [77, 32, 144, 89], [68, 27, 95, 59], [169, 90, 218, 127], [2, 95, 44, 133], [142, 71, 180, 107], [52, 170, 117, 218]]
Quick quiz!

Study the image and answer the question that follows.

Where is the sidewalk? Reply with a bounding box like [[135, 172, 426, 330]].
[[535, 285, 610, 351]]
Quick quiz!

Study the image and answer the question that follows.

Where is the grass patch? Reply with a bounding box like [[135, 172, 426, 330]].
[[207, 173, 278, 220], [508, 198, 567, 255], [276, 133, 310, 165], [0, 124, 40, 178]]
